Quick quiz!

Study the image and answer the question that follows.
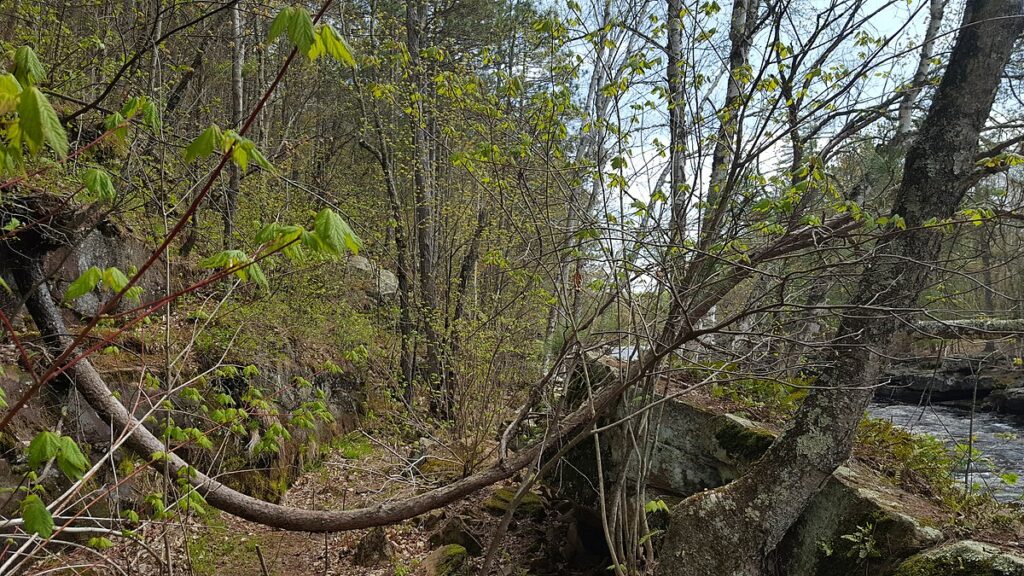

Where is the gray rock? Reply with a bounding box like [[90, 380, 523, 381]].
[[878, 362, 1021, 402], [353, 526, 391, 566], [988, 388, 1024, 415], [893, 540, 1024, 575], [48, 229, 168, 317], [428, 516, 483, 556], [558, 397, 948, 576], [346, 256, 398, 300], [423, 544, 469, 576]]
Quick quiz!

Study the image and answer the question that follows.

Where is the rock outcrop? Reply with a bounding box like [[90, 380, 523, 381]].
[[877, 356, 1024, 414], [559, 395, 949, 576], [892, 540, 1024, 576]]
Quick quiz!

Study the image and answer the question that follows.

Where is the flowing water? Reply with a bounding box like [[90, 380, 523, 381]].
[[869, 401, 1024, 502]]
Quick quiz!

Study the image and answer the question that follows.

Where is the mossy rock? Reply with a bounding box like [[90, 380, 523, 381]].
[[424, 544, 470, 576], [482, 487, 545, 518], [893, 541, 1024, 576], [429, 516, 483, 556], [714, 415, 774, 462]]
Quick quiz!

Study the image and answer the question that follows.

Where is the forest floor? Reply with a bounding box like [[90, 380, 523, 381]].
[[43, 432, 598, 576], [27, 380, 1024, 575]]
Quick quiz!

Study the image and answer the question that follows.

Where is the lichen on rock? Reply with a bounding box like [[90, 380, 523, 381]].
[[892, 540, 1024, 576], [482, 487, 545, 518], [424, 544, 470, 576]]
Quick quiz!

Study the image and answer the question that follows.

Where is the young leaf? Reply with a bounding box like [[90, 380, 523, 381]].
[[87, 537, 114, 550], [83, 168, 116, 203], [0, 74, 23, 115], [12, 46, 45, 87], [27, 430, 60, 469], [318, 25, 356, 66], [231, 144, 249, 172], [22, 494, 54, 538], [184, 125, 222, 163], [200, 249, 248, 271], [102, 266, 131, 293], [119, 96, 144, 118], [247, 262, 268, 290], [64, 267, 102, 302], [314, 208, 361, 256], [141, 100, 162, 133], [248, 145, 273, 171], [18, 87, 68, 157], [103, 111, 128, 143], [56, 435, 90, 480], [0, 276, 10, 295], [288, 6, 316, 56], [268, 6, 294, 44]]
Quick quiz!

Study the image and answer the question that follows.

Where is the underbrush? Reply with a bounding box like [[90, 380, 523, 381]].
[[855, 418, 1024, 535]]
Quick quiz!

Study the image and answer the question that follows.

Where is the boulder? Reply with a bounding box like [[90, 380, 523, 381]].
[[429, 516, 483, 556], [482, 487, 545, 518], [988, 388, 1024, 415], [346, 256, 398, 300], [558, 397, 949, 576], [424, 544, 469, 576], [48, 228, 169, 317], [773, 465, 944, 575], [353, 526, 391, 566], [877, 358, 1022, 403], [892, 540, 1024, 575]]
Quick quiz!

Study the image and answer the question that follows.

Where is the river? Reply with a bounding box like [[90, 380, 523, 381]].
[[869, 401, 1024, 502]]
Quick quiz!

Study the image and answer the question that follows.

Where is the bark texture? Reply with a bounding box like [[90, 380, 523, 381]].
[[657, 2, 1024, 574]]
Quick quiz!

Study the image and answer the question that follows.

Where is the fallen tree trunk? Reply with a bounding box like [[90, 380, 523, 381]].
[[913, 318, 1024, 339], [8, 255, 639, 532]]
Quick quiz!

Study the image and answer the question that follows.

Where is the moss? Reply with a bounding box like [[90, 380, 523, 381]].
[[895, 555, 997, 576], [482, 487, 545, 518], [427, 544, 469, 576], [334, 432, 372, 459], [893, 542, 1024, 576], [715, 419, 773, 462], [189, 518, 266, 575]]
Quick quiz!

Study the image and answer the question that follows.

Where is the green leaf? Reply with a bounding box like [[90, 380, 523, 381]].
[[184, 125, 222, 163], [64, 267, 101, 302], [83, 168, 116, 203], [248, 145, 273, 171], [200, 249, 248, 271], [103, 111, 128, 143], [12, 46, 45, 87], [22, 494, 54, 538], [200, 250, 264, 286], [141, 100, 161, 133], [247, 262, 268, 290], [317, 24, 356, 66], [87, 537, 114, 550], [288, 7, 316, 56], [56, 435, 89, 480], [119, 96, 144, 118], [314, 208, 361, 256], [268, 7, 294, 44], [231, 143, 249, 172], [0, 73, 23, 114], [18, 87, 68, 157], [27, 431, 60, 469], [0, 276, 10, 295], [101, 267, 129, 293]]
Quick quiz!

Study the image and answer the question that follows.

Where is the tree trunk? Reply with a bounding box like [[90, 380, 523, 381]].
[[224, 0, 244, 247], [657, 2, 1024, 574], [896, 0, 947, 137], [406, 0, 445, 413]]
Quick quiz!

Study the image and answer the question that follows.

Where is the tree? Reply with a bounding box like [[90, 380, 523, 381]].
[[658, 2, 1024, 574]]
